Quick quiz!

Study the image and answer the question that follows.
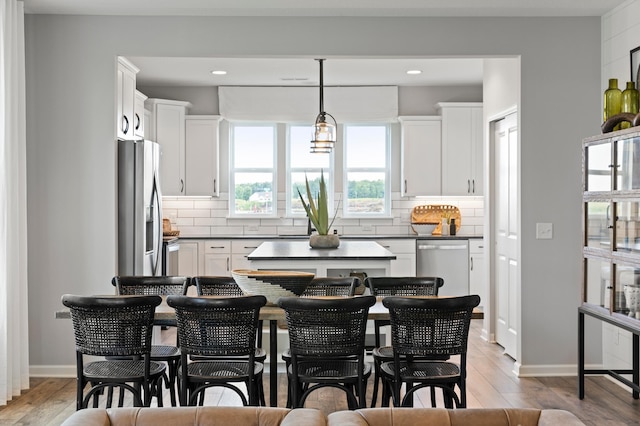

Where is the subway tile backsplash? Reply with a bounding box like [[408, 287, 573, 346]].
[[163, 192, 484, 237]]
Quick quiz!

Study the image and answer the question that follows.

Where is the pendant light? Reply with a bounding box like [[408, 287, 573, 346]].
[[311, 59, 337, 153]]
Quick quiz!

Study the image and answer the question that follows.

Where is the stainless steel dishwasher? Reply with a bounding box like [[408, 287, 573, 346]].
[[416, 239, 469, 296]]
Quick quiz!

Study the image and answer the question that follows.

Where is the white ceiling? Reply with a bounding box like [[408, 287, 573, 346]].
[[129, 57, 485, 87], [25, 0, 624, 87]]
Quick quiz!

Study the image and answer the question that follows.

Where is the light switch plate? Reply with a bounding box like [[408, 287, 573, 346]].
[[536, 222, 553, 239]]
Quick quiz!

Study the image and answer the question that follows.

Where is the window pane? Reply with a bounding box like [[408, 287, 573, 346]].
[[234, 172, 273, 214], [346, 172, 385, 214], [346, 126, 386, 168], [234, 126, 274, 168], [291, 172, 331, 215], [290, 126, 330, 168]]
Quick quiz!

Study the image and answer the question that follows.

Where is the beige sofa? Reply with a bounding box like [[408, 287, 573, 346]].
[[60, 407, 326, 426], [327, 408, 586, 426], [61, 406, 585, 426]]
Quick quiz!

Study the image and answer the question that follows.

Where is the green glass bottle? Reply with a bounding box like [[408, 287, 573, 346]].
[[604, 78, 622, 131], [622, 81, 639, 129]]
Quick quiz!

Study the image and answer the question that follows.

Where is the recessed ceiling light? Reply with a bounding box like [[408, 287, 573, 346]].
[[211, 70, 227, 75], [407, 70, 422, 75]]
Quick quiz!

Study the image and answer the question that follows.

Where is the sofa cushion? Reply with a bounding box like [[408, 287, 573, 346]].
[[61, 407, 326, 426], [326, 408, 585, 426]]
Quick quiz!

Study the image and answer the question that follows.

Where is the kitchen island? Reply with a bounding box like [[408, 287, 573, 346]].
[[246, 240, 396, 277]]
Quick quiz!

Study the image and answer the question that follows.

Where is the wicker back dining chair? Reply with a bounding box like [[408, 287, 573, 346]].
[[61, 294, 165, 410], [111, 275, 191, 406], [380, 295, 481, 408], [301, 276, 359, 297], [166, 295, 267, 406], [193, 275, 244, 296], [191, 276, 267, 405], [364, 276, 445, 407], [280, 276, 359, 407], [278, 295, 376, 409]]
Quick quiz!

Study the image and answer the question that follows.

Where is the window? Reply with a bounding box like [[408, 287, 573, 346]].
[[229, 124, 276, 216], [343, 124, 390, 216], [287, 125, 333, 216]]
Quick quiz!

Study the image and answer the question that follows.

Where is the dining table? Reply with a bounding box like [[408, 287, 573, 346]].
[[56, 296, 482, 407]]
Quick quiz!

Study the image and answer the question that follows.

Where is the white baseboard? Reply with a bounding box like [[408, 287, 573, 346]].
[[30, 365, 76, 378]]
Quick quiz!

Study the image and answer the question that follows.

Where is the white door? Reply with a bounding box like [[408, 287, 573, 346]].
[[493, 112, 519, 360]]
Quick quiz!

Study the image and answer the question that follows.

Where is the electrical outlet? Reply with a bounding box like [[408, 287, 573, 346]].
[[536, 223, 553, 239], [247, 225, 259, 232], [362, 225, 373, 232]]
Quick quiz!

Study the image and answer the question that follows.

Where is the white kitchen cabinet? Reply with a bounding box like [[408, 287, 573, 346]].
[[178, 241, 199, 277], [399, 116, 441, 197], [375, 239, 416, 276], [203, 240, 231, 275], [116, 57, 138, 140], [185, 116, 221, 196], [437, 103, 484, 195], [134, 90, 147, 139], [469, 239, 485, 310], [231, 239, 264, 271], [146, 98, 192, 196]]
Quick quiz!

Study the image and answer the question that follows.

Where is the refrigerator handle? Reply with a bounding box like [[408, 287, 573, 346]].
[[152, 174, 162, 275]]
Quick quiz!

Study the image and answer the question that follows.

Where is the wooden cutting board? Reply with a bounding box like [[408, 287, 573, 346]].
[[411, 205, 461, 235]]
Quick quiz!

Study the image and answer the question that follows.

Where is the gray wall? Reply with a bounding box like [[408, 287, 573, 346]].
[[25, 15, 600, 373]]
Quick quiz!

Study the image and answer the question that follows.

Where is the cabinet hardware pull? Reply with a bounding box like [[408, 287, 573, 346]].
[[213, 179, 216, 193], [472, 179, 475, 193], [470, 257, 474, 271], [404, 180, 407, 193], [122, 116, 129, 134], [244, 246, 258, 249], [226, 257, 229, 271], [180, 179, 184, 193], [210, 246, 226, 249], [135, 113, 141, 130], [468, 179, 470, 193]]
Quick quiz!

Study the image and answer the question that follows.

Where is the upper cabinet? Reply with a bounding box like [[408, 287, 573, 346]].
[[437, 103, 484, 195], [146, 98, 192, 196], [399, 116, 441, 197], [116, 57, 139, 140], [146, 99, 220, 197], [134, 90, 147, 139], [185, 116, 221, 197]]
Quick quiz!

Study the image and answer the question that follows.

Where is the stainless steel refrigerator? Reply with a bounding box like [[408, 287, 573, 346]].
[[118, 139, 163, 276]]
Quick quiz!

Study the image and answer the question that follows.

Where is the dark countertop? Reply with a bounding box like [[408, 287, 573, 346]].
[[247, 240, 397, 261], [178, 234, 482, 241]]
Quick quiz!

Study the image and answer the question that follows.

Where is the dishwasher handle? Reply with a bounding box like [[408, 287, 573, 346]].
[[417, 243, 468, 250]]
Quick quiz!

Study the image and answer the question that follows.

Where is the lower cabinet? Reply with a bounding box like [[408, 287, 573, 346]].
[[469, 239, 485, 309], [231, 240, 263, 271], [204, 240, 231, 275], [375, 239, 416, 276]]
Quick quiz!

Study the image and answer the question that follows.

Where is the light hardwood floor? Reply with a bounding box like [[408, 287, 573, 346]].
[[2, 320, 640, 425]]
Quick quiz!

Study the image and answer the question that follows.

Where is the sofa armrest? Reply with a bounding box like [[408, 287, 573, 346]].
[[282, 408, 327, 426], [60, 408, 115, 426], [538, 410, 585, 426]]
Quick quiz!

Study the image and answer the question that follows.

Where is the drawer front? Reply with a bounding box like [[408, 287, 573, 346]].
[[469, 239, 484, 253], [231, 239, 264, 255], [375, 239, 416, 254], [204, 240, 231, 254]]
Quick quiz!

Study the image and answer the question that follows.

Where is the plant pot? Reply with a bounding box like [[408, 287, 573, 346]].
[[309, 234, 340, 249]]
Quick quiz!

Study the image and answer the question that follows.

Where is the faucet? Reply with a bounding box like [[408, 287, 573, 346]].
[[307, 217, 315, 236]]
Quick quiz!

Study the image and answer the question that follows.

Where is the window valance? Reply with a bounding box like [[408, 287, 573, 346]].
[[219, 86, 398, 122]]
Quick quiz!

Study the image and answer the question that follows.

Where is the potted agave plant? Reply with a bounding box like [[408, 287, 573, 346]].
[[297, 170, 340, 248]]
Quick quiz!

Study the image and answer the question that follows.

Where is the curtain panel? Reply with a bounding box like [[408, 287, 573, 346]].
[[0, 0, 29, 406]]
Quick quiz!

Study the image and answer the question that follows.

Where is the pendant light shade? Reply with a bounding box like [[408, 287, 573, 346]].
[[311, 59, 337, 153]]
